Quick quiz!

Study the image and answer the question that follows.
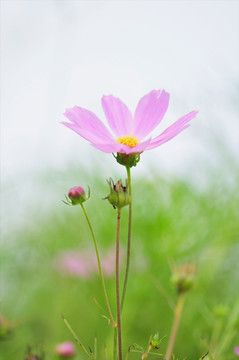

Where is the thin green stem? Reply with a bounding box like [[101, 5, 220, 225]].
[[141, 344, 152, 360], [209, 319, 222, 357], [121, 166, 132, 312], [116, 209, 123, 360], [61, 314, 93, 359], [104, 343, 108, 360], [113, 327, 118, 360], [94, 334, 97, 359], [81, 204, 116, 328], [165, 294, 185, 360]]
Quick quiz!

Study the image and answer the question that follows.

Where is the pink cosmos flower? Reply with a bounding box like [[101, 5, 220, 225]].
[[55, 341, 76, 358], [54, 250, 94, 278], [54, 248, 122, 278], [62, 90, 198, 154], [235, 347, 239, 356]]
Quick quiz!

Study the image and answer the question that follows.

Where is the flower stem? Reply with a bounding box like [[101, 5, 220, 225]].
[[165, 294, 185, 360], [121, 166, 132, 312], [141, 345, 152, 359], [94, 335, 97, 359], [209, 319, 222, 357], [61, 313, 94, 359], [116, 209, 123, 360], [80, 204, 116, 328], [113, 327, 117, 360]]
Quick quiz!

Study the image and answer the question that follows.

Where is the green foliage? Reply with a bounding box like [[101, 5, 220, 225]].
[[0, 171, 238, 359]]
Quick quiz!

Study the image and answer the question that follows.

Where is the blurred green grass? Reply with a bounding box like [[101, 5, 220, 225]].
[[1, 170, 239, 360]]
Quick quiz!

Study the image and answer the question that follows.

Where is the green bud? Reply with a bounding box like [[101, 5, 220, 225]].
[[105, 178, 131, 209], [114, 153, 140, 168], [171, 263, 195, 294]]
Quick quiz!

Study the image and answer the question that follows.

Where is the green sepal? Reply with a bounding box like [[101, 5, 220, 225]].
[[105, 178, 131, 209], [114, 153, 140, 168]]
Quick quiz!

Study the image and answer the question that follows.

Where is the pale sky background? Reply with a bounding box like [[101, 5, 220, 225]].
[[1, 0, 239, 198]]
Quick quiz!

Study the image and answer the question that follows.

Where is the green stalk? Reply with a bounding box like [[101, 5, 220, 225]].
[[121, 166, 132, 311], [104, 343, 108, 360], [165, 294, 185, 360], [116, 209, 123, 360], [94, 335, 97, 359], [61, 314, 94, 359], [81, 204, 116, 328], [113, 327, 118, 360]]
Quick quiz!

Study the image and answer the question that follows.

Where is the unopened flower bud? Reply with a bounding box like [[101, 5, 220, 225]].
[[105, 178, 131, 209], [55, 341, 76, 358], [171, 263, 195, 294], [64, 186, 90, 206]]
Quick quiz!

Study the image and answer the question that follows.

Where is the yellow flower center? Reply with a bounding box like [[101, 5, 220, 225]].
[[116, 135, 139, 148]]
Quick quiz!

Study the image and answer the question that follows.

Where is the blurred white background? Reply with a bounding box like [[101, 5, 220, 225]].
[[1, 0, 239, 189]]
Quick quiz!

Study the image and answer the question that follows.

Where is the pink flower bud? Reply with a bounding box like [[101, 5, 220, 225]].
[[235, 347, 239, 356], [55, 341, 76, 357], [67, 186, 88, 205]]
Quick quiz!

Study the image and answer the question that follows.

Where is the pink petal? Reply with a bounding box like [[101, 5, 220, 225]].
[[61, 122, 115, 145], [126, 138, 152, 154], [160, 111, 198, 136], [92, 138, 151, 154], [147, 110, 198, 149], [64, 106, 114, 142], [133, 90, 170, 140], [145, 125, 191, 150], [91, 142, 123, 153], [101, 95, 133, 137]]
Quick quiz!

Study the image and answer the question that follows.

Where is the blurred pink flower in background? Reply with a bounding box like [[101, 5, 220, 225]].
[[235, 347, 239, 356], [55, 341, 75, 357], [62, 90, 198, 154], [54, 248, 122, 278], [101, 249, 117, 276]]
